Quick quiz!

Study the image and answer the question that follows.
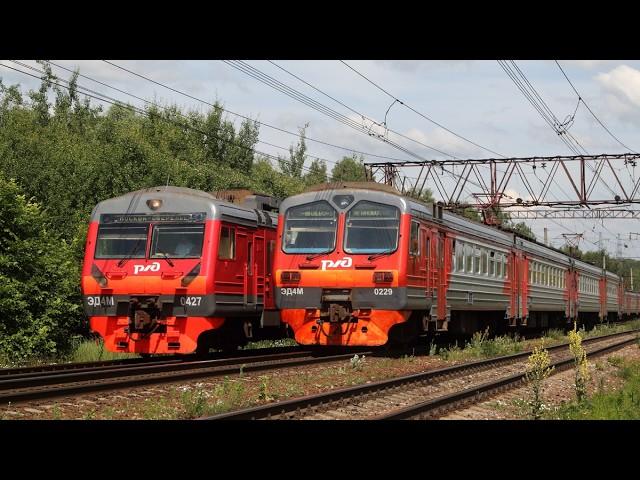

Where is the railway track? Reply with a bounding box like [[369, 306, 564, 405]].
[[199, 329, 640, 420], [0, 347, 373, 405], [0, 345, 312, 378]]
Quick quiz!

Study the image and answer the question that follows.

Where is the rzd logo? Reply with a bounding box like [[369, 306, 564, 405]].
[[320, 257, 352, 271], [133, 262, 161, 275]]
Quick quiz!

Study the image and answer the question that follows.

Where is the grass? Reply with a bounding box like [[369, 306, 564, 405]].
[[242, 338, 298, 350], [70, 339, 138, 363], [436, 319, 640, 363], [438, 329, 524, 362], [551, 357, 640, 419]]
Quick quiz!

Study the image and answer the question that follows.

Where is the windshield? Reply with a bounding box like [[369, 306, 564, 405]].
[[95, 224, 148, 259], [282, 201, 337, 254], [150, 224, 205, 259], [344, 201, 400, 254]]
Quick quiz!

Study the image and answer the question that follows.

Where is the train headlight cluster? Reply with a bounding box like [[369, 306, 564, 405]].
[[281, 271, 301, 283], [373, 271, 393, 283]]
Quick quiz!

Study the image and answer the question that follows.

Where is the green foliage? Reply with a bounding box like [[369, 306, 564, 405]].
[[278, 123, 308, 179], [438, 329, 523, 361], [331, 154, 367, 182], [181, 387, 209, 419], [0, 175, 81, 361], [71, 338, 138, 362], [525, 342, 554, 420], [508, 221, 536, 241], [304, 158, 328, 187], [553, 359, 640, 420]]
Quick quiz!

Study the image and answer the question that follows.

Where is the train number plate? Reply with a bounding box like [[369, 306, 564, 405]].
[[373, 288, 393, 296], [87, 296, 114, 307], [281, 287, 304, 296], [180, 296, 202, 306]]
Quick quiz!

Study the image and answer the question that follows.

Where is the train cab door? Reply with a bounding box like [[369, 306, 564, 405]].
[[507, 249, 519, 326], [253, 233, 266, 311], [426, 229, 449, 331], [420, 225, 430, 297], [245, 234, 256, 311], [232, 227, 254, 312]]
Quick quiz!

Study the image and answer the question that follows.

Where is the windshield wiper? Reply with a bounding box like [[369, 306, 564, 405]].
[[117, 238, 144, 267], [367, 249, 394, 261], [305, 251, 330, 261], [155, 251, 175, 267]]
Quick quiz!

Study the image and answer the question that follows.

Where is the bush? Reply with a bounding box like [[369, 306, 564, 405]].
[[0, 175, 82, 362]]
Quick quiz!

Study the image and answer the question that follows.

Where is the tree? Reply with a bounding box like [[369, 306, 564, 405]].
[[414, 188, 435, 204], [304, 159, 328, 187], [331, 154, 366, 182], [509, 221, 536, 241], [0, 175, 81, 362], [278, 123, 308, 178]]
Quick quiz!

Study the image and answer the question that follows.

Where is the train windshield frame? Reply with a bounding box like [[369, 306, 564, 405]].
[[95, 224, 149, 259], [282, 201, 338, 254], [343, 201, 400, 254], [150, 223, 205, 259]]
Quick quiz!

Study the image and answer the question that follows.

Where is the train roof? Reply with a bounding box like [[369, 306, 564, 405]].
[[91, 186, 278, 228], [281, 182, 415, 214]]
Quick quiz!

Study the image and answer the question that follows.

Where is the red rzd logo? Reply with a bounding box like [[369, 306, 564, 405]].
[[320, 257, 352, 271], [133, 262, 161, 275]]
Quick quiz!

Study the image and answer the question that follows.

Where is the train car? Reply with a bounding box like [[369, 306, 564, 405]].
[[81, 186, 282, 355], [274, 182, 639, 347]]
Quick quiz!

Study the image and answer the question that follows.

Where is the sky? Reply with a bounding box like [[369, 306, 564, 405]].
[[2, 59, 640, 258]]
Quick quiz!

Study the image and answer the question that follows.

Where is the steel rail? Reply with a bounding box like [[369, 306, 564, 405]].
[[199, 329, 639, 420], [0, 349, 373, 405], [377, 335, 638, 419], [0, 345, 305, 378]]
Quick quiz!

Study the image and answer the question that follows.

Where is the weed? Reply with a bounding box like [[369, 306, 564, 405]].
[[608, 356, 624, 368], [350, 354, 366, 371], [181, 388, 208, 419], [402, 354, 416, 363], [544, 329, 566, 343], [51, 405, 62, 420], [242, 338, 297, 350], [568, 323, 589, 403], [83, 409, 97, 420], [257, 376, 277, 401], [71, 339, 137, 363], [209, 377, 246, 414], [525, 342, 554, 420]]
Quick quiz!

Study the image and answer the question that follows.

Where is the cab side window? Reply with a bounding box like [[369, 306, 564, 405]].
[[410, 221, 420, 256], [219, 226, 236, 260]]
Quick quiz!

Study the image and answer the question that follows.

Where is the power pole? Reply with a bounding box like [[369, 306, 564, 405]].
[[544, 227, 548, 246]]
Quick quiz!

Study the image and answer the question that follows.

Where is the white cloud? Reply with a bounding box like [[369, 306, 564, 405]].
[[597, 65, 640, 108]]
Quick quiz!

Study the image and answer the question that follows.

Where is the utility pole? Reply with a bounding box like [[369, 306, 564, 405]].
[[544, 227, 548, 246], [632, 267, 634, 291]]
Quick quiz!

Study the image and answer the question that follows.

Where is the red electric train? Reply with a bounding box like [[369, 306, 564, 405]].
[[81, 186, 282, 354], [273, 182, 640, 347]]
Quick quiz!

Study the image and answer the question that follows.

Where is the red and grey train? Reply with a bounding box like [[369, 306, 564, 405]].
[[81, 186, 281, 354], [273, 182, 640, 347]]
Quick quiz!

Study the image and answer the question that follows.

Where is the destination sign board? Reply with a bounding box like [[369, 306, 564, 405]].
[[101, 212, 206, 224]]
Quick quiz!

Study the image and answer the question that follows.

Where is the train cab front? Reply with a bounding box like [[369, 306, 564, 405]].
[[274, 187, 410, 346], [81, 192, 220, 355]]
